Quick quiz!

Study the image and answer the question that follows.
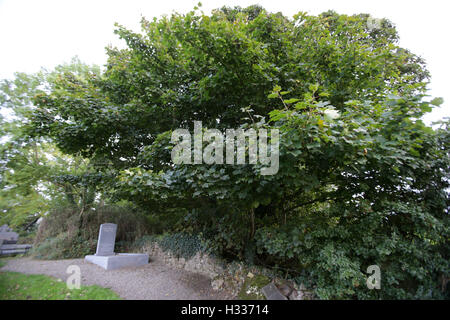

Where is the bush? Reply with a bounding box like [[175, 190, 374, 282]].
[[32, 204, 151, 259], [31, 232, 96, 260], [181, 207, 252, 261], [158, 233, 207, 260], [255, 201, 449, 300], [134, 232, 207, 260], [16, 232, 36, 245]]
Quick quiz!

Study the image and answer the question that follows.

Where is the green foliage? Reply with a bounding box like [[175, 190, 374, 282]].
[[27, 6, 428, 165], [255, 200, 449, 299], [183, 207, 252, 260], [31, 232, 95, 260], [0, 59, 108, 230], [32, 204, 150, 259], [0, 70, 51, 228], [156, 232, 207, 260]]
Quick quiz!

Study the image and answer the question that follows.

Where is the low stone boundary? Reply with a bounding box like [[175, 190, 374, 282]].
[[137, 241, 315, 300], [139, 242, 225, 279]]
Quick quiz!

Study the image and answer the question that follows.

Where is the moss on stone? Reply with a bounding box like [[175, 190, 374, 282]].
[[237, 274, 271, 300]]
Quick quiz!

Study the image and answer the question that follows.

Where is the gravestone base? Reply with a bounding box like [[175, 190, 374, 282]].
[[85, 253, 149, 270]]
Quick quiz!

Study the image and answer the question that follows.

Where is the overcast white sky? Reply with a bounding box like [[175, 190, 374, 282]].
[[0, 0, 448, 124]]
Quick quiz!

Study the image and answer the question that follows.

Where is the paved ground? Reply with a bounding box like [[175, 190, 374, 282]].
[[1, 257, 231, 300]]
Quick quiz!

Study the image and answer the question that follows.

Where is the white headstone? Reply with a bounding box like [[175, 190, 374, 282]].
[[85, 222, 148, 270], [95, 223, 117, 256]]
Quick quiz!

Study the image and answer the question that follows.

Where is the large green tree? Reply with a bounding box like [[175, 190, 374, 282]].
[[24, 5, 449, 299], [0, 60, 107, 229]]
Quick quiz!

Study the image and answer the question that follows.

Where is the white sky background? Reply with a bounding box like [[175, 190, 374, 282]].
[[0, 0, 448, 124]]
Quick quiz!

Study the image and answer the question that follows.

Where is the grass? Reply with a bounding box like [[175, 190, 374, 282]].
[[0, 271, 121, 300], [0, 259, 7, 268]]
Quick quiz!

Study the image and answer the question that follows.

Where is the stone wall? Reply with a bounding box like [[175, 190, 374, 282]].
[[139, 242, 225, 279], [137, 241, 315, 300]]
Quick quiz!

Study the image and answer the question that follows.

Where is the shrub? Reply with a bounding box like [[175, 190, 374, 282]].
[[255, 201, 449, 299], [158, 233, 207, 260], [31, 232, 96, 260], [134, 232, 207, 260], [32, 204, 151, 259]]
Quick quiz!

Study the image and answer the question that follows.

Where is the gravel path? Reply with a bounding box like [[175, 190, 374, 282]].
[[0, 257, 231, 300]]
